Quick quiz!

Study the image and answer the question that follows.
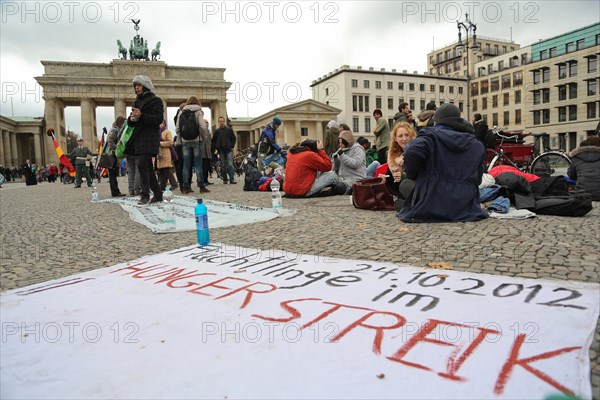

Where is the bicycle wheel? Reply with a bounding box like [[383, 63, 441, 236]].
[[529, 151, 571, 177]]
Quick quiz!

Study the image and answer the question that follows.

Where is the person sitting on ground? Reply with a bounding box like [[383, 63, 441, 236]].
[[323, 120, 340, 156], [333, 130, 366, 193], [257, 117, 282, 172], [283, 139, 340, 197], [384, 122, 417, 209], [416, 101, 436, 133], [568, 135, 600, 200], [358, 136, 380, 177], [398, 103, 489, 223]]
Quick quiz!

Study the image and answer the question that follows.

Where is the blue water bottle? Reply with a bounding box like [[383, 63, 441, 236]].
[[195, 198, 210, 245]]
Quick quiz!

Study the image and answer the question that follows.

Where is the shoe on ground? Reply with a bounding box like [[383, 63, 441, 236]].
[[112, 193, 126, 197], [229, 181, 237, 184], [181, 187, 191, 194], [205, 181, 214, 185], [199, 186, 211, 193], [150, 196, 163, 204], [137, 197, 150, 205], [74, 186, 81, 188], [171, 184, 179, 190], [223, 180, 228, 184]]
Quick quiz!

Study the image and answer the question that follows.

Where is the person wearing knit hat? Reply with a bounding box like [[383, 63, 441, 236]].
[[398, 101, 488, 223], [333, 130, 366, 194], [126, 74, 164, 205], [323, 120, 340, 156], [257, 117, 283, 172], [417, 101, 437, 133]]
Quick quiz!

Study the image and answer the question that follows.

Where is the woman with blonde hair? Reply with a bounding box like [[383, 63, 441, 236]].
[[385, 121, 417, 207]]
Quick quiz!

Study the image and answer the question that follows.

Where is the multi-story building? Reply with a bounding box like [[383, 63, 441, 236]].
[[311, 65, 467, 140], [470, 45, 531, 133], [427, 36, 520, 78], [439, 23, 599, 151], [525, 23, 599, 151]]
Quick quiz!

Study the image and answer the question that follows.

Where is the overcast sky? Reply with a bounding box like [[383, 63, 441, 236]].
[[1, 0, 598, 136]]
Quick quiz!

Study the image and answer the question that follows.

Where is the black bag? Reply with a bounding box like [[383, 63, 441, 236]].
[[178, 109, 200, 140], [534, 191, 593, 217], [97, 153, 115, 169], [530, 175, 569, 197], [243, 163, 263, 191]]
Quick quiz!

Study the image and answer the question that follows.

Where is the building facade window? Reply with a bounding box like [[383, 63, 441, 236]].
[[515, 109, 521, 124], [533, 90, 541, 105], [569, 83, 577, 99], [420, 99, 425, 110], [503, 93, 510, 106], [398, 82, 404, 90], [558, 64, 567, 79], [352, 95, 357, 112], [353, 117, 359, 133], [576, 39, 585, 50], [376, 97, 382, 109], [375, 81, 381, 89], [542, 88, 550, 103], [566, 42, 574, 52], [458, 102, 463, 112], [351, 79, 358, 88], [482, 97, 488, 110], [430, 84, 435, 92], [558, 85, 567, 101], [540, 50, 548, 60], [449, 86, 454, 94], [549, 47, 557, 57], [542, 68, 550, 83], [588, 80, 597, 96], [364, 80, 370, 89], [409, 99, 415, 110], [542, 109, 550, 124], [503, 111, 510, 126], [473, 99, 478, 111], [587, 103, 597, 119], [588, 56, 597, 73], [387, 81, 393, 90], [409, 83, 415, 91], [492, 95, 498, 107], [502, 74, 511, 89], [569, 105, 577, 121], [481, 80, 489, 94], [533, 70, 540, 85], [558, 107, 566, 122], [364, 118, 371, 132], [471, 82, 479, 96], [492, 113, 498, 127], [458, 87, 463, 94], [569, 62, 577, 77], [420, 84, 425, 92], [301, 127, 308, 136], [533, 110, 540, 125], [513, 71, 523, 86], [515, 90, 521, 104], [490, 78, 499, 92], [388, 97, 394, 110]]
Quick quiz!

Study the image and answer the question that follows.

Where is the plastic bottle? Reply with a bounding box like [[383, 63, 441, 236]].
[[270, 178, 283, 215], [163, 185, 176, 230], [195, 198, 210, 245], [91, 185, 99, 203]]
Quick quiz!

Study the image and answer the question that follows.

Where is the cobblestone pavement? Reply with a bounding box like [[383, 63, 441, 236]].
[[1, 177, 599, 398]]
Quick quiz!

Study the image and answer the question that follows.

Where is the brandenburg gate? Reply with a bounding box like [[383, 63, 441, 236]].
[[35, 59, 231, 158]]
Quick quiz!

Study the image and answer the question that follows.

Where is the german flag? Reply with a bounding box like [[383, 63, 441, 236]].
[[47, 129, 76, 177]]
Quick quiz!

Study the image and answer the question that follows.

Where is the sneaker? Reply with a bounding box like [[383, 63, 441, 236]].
[[230, 181, 238, 184], [223, 180, 228, 184], [150, 196, 163, 204], [199, 186, 211, 193], [205, 181, 214, 185], [137, 197, 150, 205]]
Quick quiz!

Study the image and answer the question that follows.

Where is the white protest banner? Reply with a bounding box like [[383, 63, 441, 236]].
[[99, 197, 290, 233], [1, 243, 598, 399]]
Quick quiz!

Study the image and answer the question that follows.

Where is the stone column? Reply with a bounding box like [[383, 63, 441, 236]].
[[80, 99, 96, 145], [114, 99, 127, 120], [162, 99, 168, 123], [0, 130, 7, 167], [33, 132, 42, 165], [291, 120, 301, 146], [10, 131, 18, 167], [44, 98, 58, 135], [315, 121, 324, 143]]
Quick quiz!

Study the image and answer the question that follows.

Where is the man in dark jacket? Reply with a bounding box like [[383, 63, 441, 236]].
[[568, 135, 600, 200], [125, 75, 164, 205], [212, 116, 237, 184], [472, 113, 489, 149], [399, 103, 489, 223]]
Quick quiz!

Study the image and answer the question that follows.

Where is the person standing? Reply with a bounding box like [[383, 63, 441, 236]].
[[393, 102, 410, 125], [106, 116, 127, 197], [124, 75, 164, 205], [472, 113, 489, 149], [212, 116, 237, 184], [175, 96, 210, 194], [372, 109, 391, 166], [68, 138, 95, 188], [157, 120, 179, 191], [323, 120, 340, 156]]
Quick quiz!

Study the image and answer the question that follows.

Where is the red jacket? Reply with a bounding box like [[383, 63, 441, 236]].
[[283, 149, 332, 196]]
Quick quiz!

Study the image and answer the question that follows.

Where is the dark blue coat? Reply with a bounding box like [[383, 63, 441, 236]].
[[125, 91, 164, 156], [399, 118, 489, 223]]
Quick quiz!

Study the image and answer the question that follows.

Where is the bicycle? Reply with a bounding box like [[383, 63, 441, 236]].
[[486, 126, 571, 177]]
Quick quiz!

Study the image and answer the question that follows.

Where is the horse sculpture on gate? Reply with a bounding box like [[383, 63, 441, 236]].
[[117, 40, 127, 60], [116, 19, 161, 62], [151, 41, 161, 61]]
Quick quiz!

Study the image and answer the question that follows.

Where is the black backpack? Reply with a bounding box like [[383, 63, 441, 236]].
[[243, 163, 263, 191], [178, 109, 200, 140], [534, 191, 593, 217]]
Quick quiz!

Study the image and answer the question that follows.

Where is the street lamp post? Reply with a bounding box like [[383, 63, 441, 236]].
[[456, 13, 480, 122]]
